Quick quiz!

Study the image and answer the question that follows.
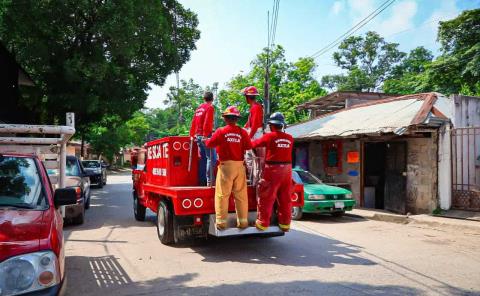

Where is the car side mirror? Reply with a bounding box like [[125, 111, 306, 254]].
[[54, 188, 78, 207]]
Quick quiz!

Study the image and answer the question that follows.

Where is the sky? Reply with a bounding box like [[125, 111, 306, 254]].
[[145, 0, 480, 109]]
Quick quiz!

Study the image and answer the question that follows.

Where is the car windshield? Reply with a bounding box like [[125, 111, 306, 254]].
[[66, 158, 81, 176], [82, 161, 100, 168], [292, 170, 322, 185], [0, 156, 47, 209]]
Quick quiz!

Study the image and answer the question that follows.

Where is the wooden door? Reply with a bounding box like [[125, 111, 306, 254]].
[[384, 142, 407, 214]]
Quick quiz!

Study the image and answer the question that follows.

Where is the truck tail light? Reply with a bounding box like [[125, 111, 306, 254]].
[[193, 198, 203, 208], [75, 187, 82, 201], [182, 199, 192, 209]]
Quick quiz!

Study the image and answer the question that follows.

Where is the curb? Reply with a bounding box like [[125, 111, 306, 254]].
[[347, 212, 480, 234]]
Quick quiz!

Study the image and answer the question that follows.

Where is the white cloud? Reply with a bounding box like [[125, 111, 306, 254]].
[[425, 0, 459, 35], [331, 1, 344, 15], [377, 0, 418, 36]]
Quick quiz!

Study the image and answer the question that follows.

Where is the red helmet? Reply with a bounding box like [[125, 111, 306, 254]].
[[241, 86, 259, 96], [222, 106, 241, 117]]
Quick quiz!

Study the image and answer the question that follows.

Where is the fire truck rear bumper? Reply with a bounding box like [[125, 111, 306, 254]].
[[208, 213, 285, 237]]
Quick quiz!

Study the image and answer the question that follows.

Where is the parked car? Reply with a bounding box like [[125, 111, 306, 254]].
[[64, 155, 91, 224], [291, 167, 356, 220], [82, 160, 107, 188], [0, 153, 78, 295]]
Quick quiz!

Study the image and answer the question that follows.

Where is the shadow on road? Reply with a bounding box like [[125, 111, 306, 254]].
[[185, 229, 375, 268], [65, 255, 425, 296]]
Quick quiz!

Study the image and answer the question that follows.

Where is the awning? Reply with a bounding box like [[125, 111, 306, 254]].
[[287, 93, 450, 139]]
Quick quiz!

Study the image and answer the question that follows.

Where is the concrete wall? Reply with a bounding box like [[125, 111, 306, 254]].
[[438, 125, 452, 210], [308, 139, 361, 205], [405, 135, 438, 214]]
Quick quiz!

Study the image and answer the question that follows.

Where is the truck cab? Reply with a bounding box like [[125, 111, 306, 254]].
[[132, 136, 303, 245]]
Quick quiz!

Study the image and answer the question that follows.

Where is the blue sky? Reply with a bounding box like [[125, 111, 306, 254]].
[[146, 0, 480, 108]]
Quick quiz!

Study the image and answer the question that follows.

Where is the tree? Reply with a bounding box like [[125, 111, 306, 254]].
[[426, 9, 480, 95], [278, 58, 326, 122], [383, 46, 433, 94], [0, 0, 200, 133], [85, 111, 150, 161], [218, 45, 325, 125], [321, 31, 406, 91]]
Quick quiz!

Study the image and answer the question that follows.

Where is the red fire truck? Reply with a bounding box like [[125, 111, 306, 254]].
[[132, 136, 303, 245]]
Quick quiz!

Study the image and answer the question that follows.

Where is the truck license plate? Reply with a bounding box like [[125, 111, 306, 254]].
[[334, 201, 344, 209]]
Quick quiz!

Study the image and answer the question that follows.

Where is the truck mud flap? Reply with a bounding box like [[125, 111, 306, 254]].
[[208, 213, 284, 237]]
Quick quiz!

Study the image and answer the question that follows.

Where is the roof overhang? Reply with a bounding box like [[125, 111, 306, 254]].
[[287, 92, 451, 140]]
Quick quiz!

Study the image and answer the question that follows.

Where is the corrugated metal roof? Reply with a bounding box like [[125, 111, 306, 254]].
[[287, 93, 448, 139]]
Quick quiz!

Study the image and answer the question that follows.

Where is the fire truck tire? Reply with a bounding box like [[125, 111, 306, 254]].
[[157, 201, 174, 245], [133, 193, 146, 221], [291, 206, 303, 220]]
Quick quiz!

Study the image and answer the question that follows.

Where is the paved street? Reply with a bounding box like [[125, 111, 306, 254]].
[[64, 173, 480, 296]]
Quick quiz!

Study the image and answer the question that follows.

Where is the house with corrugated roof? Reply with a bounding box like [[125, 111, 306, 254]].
[[287, 92, 452, 215]]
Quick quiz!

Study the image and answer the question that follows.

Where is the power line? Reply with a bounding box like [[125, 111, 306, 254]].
[[310, 0, 396, 59], [270, 0, 280, 46]]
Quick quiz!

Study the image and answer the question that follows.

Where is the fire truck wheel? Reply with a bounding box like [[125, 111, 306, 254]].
[[157, 201, 174, 245], [133, 193, 146, 221], [291, 206, 303, 220]]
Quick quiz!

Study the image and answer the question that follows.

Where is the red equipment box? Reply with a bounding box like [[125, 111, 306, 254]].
[[145, 136, 199, 186]]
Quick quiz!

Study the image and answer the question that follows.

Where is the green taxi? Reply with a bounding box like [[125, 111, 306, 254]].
[[291, 168, 356, 220]]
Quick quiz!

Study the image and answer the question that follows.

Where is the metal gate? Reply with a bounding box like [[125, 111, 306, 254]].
[[452, 127, 480, 211]]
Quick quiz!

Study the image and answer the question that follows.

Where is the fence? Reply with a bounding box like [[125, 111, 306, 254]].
[[452, 127, 480, 211]]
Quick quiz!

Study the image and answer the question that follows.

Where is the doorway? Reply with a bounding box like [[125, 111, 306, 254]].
[[363, 142, 407, 214]]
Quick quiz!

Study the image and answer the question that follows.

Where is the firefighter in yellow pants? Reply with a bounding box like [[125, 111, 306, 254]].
[[205, 106, 253, 229]]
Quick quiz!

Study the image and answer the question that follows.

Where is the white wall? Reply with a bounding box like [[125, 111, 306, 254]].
[[438, 124, 452, 210]]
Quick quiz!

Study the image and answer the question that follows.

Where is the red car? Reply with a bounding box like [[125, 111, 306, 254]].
[[0, 153, 77, 296]]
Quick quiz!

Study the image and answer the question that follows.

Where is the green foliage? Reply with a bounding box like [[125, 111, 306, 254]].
[[383, 46, 433, 94], [218, 45, 326, 125], [426, 9, 480, 95], [0, 0, 200, 133], [322, 31, 406, 92]]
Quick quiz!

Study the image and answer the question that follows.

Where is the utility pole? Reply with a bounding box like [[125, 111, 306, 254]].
[[264, 11, 271, 129]]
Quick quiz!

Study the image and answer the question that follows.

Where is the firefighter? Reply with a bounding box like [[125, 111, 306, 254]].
[[242, 86, 263, 140], [205, 106, 252, 230], [242, 86, 265, 184], [252, 112, 293, 232], [190, 91, 216, 186]]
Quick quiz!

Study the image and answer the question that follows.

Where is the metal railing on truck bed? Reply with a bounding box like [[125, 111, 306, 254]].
[[0, 113, 75, 189]]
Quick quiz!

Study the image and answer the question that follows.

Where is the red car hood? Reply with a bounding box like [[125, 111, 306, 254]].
[[0, 209, 49, 262]]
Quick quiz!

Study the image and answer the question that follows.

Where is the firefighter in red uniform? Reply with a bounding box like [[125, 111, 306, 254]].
[[242, 86, 265, 184], [252, 112, 294, 232], [242, 86, 263, 139], [205, 106, 252, 230], [190, 91, 216, 186]]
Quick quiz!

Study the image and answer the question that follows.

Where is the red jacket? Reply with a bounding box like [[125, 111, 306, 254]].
[[252, 131, 293, 163], [244, 102, 263, 138], [206, 124, 252, 161], [190, 102, 214, 137]]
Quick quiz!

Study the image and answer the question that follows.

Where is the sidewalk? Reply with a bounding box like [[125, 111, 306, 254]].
[[348, 208, 480, 233]]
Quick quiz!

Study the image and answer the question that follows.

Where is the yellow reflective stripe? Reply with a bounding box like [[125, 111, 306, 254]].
[[216, 219, 227, 223], [255, 222, 268, 230], [278, 223, 290, 229]]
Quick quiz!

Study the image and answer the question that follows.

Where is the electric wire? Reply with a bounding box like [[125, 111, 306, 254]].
[[310, 0, 396, 59]]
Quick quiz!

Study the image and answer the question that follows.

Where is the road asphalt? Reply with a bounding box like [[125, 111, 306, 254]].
[[64, 173, 480, 296]]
